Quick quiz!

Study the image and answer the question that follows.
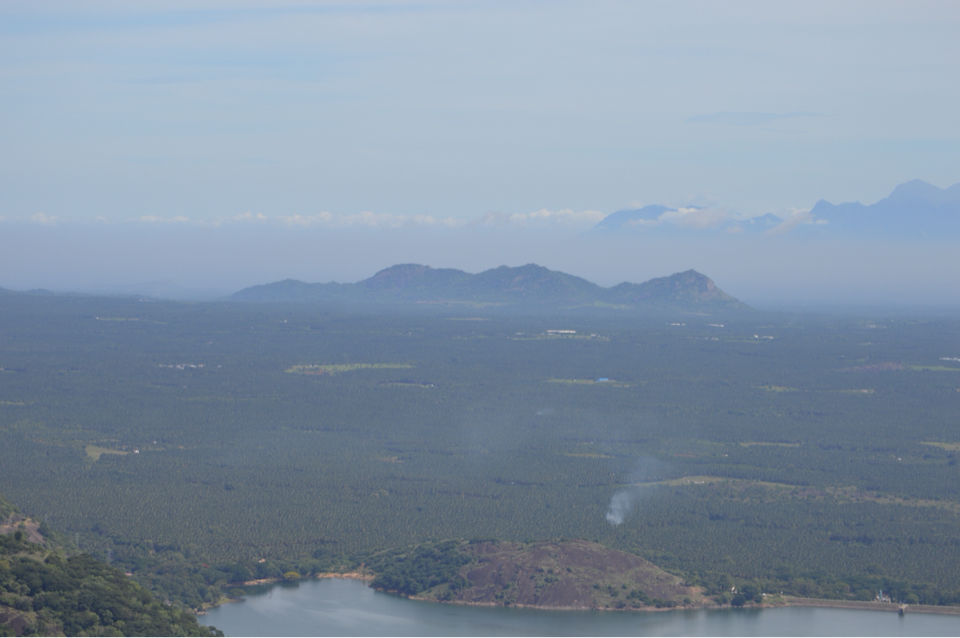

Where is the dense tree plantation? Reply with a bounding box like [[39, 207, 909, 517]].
[[1, 292, 960, 611]]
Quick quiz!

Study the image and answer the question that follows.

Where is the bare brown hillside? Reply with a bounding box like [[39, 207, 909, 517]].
[[418, 540, 704, 610]]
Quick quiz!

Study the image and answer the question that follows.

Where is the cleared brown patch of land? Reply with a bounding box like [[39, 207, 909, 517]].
[[315, 571, 374, 581]]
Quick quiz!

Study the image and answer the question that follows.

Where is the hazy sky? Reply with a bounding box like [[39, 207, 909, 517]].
[[2, 1, 959, 305]]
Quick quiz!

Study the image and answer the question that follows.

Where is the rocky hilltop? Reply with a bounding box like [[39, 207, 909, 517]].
[[368, 539, 704, 611]]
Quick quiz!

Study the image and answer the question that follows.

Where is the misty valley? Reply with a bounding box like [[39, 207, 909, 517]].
[[2, 283, 960, 633]]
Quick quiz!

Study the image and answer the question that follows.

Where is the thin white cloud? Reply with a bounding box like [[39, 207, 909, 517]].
[[277, 211, 466, 229], [658, 207, 730, 229], [124, 208, 600, 229], [270, 208, 603, 229], [30, 212, 58, 225], [131, 212, 267, 227], [9, 205, 829, 238], [766, 208, 826, 235], [276, 212, 334, 227], [622, 206, 733, 230], [481, 208, 605, 227], [409, 214, 466, 228], [138, 215, 192, 224], [232, 211, 269, 223]]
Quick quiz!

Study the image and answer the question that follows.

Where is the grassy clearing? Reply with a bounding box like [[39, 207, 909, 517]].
[[285, 363, 413, 375], [660, 475, 730, 487], [379, 382, 435, 389], [921, 441, 960, 452], [511, 333, 610, 342], [180, 395, 236, 403], [561, 452, 614, 459], [656, 476, 960, 513], [823, 486, 960, 513], [84, 445, 129, 462], [545, 378, 631, 387], [93, 316, 166, 324], [613, 475, 730, 489], [586, 301, 631, 310], [416, 300, 504, 308], [740, 441, 801, 448]]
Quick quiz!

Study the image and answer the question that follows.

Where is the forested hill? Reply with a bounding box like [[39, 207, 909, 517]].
[[0, 496, 221, 637], [231, 264, 748, 310]]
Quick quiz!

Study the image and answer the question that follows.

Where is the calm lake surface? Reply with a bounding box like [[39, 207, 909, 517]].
[[201, 578, 960, 637]]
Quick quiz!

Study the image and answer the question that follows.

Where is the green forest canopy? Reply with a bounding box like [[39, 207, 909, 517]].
[[0, 293, 959, 609]]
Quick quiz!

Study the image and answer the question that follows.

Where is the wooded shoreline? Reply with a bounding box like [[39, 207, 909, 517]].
[[408, 594, 960, 616], [207, 576, 960, 617]]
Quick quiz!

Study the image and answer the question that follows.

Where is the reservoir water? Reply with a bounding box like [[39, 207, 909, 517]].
[[202, 578, 960, 636]]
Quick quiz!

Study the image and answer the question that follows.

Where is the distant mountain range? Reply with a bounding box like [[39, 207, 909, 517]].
[[231, 264, 747, 311], [594, 179, 960, 238], [805, 179, 960, 238]]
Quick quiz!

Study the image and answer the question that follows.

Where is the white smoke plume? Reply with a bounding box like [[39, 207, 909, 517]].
[[604, 456, 668, 526], [605, 489, 637, 526]]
